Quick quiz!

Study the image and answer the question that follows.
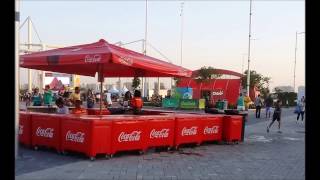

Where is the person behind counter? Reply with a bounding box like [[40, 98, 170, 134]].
[[123, 91, 132, 108], [31, 87, 42, 106], [131, 90, 143, 115], [55, 97, 69, 114], [43, 85, 53, 106], [71, 100, 87, 114], [70, 87, 81, 105], [86, 89, 96, 108]]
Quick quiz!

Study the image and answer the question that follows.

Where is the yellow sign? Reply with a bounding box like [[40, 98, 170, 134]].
[[198, 99, 205, 109]]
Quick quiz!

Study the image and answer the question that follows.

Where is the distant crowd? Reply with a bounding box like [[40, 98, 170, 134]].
[[21, 85, 144, 115]]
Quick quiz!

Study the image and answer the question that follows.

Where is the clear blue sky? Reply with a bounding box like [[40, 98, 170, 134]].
[[19, 0, 305, 91]]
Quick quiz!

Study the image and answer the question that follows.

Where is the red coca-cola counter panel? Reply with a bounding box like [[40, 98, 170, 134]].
[[223, 115, 243, 142], [200, 115, 223, 143], [31, 113, 64, 151], [143, 115, 175, 149], [110, 117, 147, 155], [60, 115, 112, 158], [87, 108, 111, 115], [174, 114, 204, 147], [19, 111, 32, 146]]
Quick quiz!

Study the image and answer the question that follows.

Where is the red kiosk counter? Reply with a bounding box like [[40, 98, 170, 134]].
[[60, 115, 112, 160], [174, 114, 203, 149], [101, 115, 147, 157], [222, 115, 243, 143], [142, 114, 175, 150], [30, 112, 65, 152], [200, 114, 224, 143], [19, 111, 32, 147]]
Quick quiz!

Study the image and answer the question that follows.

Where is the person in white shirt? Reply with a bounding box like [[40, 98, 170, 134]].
[[55, 97, 69, 114]]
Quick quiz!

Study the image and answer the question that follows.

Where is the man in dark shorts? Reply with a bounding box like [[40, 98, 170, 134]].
[[267, 100, 282, 133], [264, 95, 273, 119]]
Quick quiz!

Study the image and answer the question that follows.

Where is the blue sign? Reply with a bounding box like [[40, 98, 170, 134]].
[[175, 87, 193, 99]]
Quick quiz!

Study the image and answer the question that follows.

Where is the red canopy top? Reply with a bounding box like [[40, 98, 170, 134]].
[[20, 39, 192, 78]]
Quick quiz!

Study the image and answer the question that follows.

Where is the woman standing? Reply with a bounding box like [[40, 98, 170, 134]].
[[86, 89, 96, 109], [296, 96, 305, 122]]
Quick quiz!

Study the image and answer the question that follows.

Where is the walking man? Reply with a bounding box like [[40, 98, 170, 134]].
[[267, 100, 282, 133], [264, 94, 273, 119], [255, 94, 263, 118]]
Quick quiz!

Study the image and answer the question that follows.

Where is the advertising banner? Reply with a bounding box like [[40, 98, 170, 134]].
[[162, 98, 180, 108], [175, 87, 193, 99], [180, 99, 198, 109]]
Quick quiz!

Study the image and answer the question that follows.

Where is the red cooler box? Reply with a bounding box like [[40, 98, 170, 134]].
[[19, 111, 32, 146], [144, 115, 175, 150], [60, 115, 112, 160], [31, 113, 63, 151], [201, 115, 223, 143], [174, 114, 203, 148], [109, 116, 147, 156], [222, 115, 243, 143]]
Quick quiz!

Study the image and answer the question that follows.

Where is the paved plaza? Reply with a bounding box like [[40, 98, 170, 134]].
[[15, 108, 305, 180]]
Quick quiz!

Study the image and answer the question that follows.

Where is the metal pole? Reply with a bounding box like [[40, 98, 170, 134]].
[[246, 0, 253, 97], [293, 31, 298, 93], [293, 31, 305, 93], [180, 2, 184, 66], [242, 54, 246, 74], [40, 43, 46, 93], [144, 0, 148, 98], [27, 17, 32, 92], [15, 0, 20, 159]]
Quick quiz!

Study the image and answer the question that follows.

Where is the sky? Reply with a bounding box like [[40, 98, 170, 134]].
[[19, 0, 305, 92]]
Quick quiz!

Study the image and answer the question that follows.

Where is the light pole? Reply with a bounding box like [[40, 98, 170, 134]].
[[180, 1, 184, 66], [27, 17, 33, 92], [144, 0, 149, 97], [294, 31, 305, 92], [241, 54, 246, 74], [15, 0, 20, 159], [246, 0, 253, 97]]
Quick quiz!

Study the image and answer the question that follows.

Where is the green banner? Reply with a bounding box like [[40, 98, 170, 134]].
[[162, 98, 180, 108], [180, 99, 198, 109]]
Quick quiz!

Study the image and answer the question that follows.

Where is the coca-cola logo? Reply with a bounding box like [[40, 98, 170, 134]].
[[203, 126, 219, 134], [119, 56, 133, 66], [36, 127, 54, 138], [85, 54, 101, 63], [66, 131, 85, 143], [19, 125, 23, 135], [181, 126, 198, 136], [118, 131, 141, 142], [150, 129, 169, 139], [212, 90, 224, 96]]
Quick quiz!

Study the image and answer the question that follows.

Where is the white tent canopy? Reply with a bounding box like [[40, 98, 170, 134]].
[[120, 86, 129, 94], [108, 85, 119, 94]]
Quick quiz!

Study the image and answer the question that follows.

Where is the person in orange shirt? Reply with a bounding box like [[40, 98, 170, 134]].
[[131, 90, 143, 115], [71, 100, 87, 114]]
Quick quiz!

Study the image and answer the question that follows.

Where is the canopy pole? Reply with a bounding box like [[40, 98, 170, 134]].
[[98, 69, 104, 115], [100, 80, 103, 114], [15, 0, 20, 160]]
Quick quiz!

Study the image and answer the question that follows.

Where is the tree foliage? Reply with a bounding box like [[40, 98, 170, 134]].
[[195, 66, 222, 83], [132, 77, 141, 90], [241, 70, 271, 98], [273, 87, 297, 106]]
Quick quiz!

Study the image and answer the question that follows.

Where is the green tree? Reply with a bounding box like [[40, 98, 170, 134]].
[[195, 66, 222, 83], [273, 88, 297, 106], [241, 70, 271, 98], [132, 77, 141, 90]]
